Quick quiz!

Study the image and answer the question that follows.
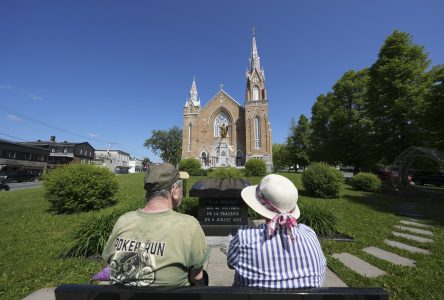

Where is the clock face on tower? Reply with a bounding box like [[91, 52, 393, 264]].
[[253, 77, 258, 82]]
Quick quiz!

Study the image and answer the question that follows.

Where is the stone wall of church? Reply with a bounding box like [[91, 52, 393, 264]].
[[245, 101, 273, 170]]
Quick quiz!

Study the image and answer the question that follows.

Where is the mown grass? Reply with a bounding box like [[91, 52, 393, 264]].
[[0, 173, 443, 299]]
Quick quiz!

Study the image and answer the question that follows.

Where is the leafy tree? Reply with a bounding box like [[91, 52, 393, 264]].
[[309, 70, 371, 171], [272, 143, 289, 172], [367, 30, 430, 164], [141, 157, 152, 171], [328, 69, 372, 171], [422, 65, 444, 151], [310, 93, 334, 163], [143, 126, 182, 166], [287, 114, 311, 169]]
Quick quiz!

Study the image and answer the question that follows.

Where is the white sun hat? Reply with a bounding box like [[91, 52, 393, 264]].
[[241, 174, 300, 220]]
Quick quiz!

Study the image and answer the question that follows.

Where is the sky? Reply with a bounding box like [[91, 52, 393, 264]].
[[1, 0, 443, 162]]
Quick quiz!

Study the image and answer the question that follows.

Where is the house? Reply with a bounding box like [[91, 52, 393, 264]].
[[128, 159, 143, 173], [23, 136, 95, 168], [94, 149, 130, 174], [0, 139, 50, 177]]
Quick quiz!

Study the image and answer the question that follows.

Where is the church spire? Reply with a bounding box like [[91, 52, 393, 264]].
[[187, 76, 200, 107], [249, 28, 261, 73]]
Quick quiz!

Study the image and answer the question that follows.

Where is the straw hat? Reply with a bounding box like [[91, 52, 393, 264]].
[[241, 174, 300, 220]]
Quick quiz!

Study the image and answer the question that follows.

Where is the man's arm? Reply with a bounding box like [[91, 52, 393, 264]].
[[188, 226, 210, 285], [188, 267, 206, 286]]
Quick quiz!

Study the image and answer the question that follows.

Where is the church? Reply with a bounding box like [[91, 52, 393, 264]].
[[181, 33, 273, 171]]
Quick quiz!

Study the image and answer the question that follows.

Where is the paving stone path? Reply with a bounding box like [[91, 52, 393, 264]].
[[332, 201, 435, 279]]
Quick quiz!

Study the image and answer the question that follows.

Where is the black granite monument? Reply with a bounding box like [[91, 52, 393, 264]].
[[189, 178, 250, 236]]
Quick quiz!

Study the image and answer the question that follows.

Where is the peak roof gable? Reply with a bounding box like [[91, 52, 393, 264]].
[[201, 90, 243, 112]]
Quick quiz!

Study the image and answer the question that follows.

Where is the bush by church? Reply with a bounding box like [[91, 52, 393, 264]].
[[350, 172, 381, 192], [178, 158, 204, 176], [43, 164, 118, 214], [302, 162, 343, 198], [245, 158, 267, 176]]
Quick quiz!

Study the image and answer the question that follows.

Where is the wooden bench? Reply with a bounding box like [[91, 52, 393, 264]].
[[55, 284, 389, 300]]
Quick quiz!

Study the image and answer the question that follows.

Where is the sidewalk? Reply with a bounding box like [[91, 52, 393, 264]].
[[23, 236, 346, 299]]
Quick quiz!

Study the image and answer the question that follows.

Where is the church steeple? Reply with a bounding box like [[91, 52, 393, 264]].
[[246, 30, 267, 102], [185, 77, 200, 107], [249, 29, 261, 73], [244, 29, 272, 171]]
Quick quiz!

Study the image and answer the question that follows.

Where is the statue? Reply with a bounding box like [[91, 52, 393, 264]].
[[219, 122, 230, 138]]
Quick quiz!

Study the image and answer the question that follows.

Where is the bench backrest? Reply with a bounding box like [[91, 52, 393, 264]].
[[55, 284, 389, 300]]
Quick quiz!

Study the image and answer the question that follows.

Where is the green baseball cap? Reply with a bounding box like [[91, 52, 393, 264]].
[[144, 163, 189, 192]]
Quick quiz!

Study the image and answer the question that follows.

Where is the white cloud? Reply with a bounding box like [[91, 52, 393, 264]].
[[28, 93, 43, 101], [0, 84, 13, 90], [88, 133, 99, 137], [6, 114, 22, 122]]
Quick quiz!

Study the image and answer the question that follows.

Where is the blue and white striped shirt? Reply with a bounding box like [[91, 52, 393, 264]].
[[227, 223, 326, 288]]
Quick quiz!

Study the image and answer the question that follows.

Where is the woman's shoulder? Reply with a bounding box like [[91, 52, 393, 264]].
[[296, 223, 319, 236]]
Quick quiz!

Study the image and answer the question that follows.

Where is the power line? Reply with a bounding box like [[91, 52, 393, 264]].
[[0, 132, 28, 142], [0, 104, 117, 145]]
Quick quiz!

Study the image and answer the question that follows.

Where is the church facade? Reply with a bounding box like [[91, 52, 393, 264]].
[[181, 33, 272, 170]]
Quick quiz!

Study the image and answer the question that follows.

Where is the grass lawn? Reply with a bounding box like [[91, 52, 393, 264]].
[[0, 173, 443, 299]]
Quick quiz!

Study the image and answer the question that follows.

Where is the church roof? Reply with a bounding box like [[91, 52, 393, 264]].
[[203, 89, 242, 110]]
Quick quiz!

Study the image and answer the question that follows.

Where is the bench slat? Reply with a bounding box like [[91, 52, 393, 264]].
[[55, 284, 389, 300]]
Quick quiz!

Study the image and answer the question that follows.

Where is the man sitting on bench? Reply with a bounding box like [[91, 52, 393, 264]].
[[101, 163, 210, 287]]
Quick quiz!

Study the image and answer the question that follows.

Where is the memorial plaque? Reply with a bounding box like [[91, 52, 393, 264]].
[[190, 178, 250, 236], [199, 198, 248, 225]]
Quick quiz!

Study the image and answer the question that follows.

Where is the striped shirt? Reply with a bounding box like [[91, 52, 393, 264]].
[[227, 223, 326, 288]]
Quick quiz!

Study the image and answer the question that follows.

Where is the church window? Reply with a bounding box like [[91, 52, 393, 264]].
[[188, 124, 192, 151], [253, 86, 259, 101], [254, 117, 261, 149], [214, 112, 230, 137]]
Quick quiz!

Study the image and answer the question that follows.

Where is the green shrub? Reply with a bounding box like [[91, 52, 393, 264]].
[[207, 167, 245, 179], [298, 201, 338, 236], [350, 172, 381, 192], [302, 162, 343, 198], [43, 164, 118, 214], [175, 197, 199, 218], [245, 158, 266, 176], [179, 158, 203, 176], [62, 207, 130, 258]]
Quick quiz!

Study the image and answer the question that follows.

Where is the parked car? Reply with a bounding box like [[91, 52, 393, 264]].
[[0, 171, 38, 183], [411, 170, 444, 187], [378, 166, 412, 184]]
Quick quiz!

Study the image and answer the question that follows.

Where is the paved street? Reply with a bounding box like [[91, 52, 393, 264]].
[[4, 181, 42, 191]]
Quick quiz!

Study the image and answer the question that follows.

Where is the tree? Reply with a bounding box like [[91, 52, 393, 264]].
[[141, 157, 152, 171], [309, 70, 371, 171], [287, 114, 311, 169], [143, 126, 182, 166], [422, 65, 444, 151], [367, 30, 430, 164], [310, 93, 335, 163], [272, 143, 289, 172], [329, 69, 372, 171]]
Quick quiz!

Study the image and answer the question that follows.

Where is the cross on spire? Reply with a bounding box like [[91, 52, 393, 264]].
[[219, 83, 224, 90]]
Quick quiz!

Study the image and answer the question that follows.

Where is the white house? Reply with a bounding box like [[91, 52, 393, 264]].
[[94, 150, 130, 174], [129, 159, 143, 173]]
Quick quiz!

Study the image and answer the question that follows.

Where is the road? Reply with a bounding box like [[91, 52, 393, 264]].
[[4, 181, 42, 191]]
